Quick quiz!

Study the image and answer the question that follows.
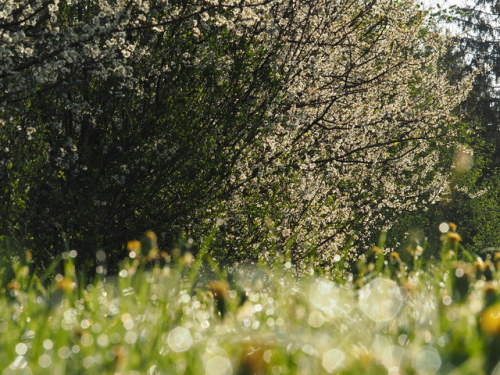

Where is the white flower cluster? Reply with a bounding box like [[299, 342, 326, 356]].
[[213, 0, 473, 264]]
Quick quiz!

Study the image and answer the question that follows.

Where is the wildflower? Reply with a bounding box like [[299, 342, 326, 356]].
[[446, 232, 462, 244], [448, 222, 457, 232], [113, 345, 127, 371], [483, 282, 498, 307], [127, 240, 141, 253], [56, 277, 75, 292], [145, 230, 157, 243], [238, 344, 271, 375], [475, 259, 495, 281], [389, 252, 400, 261], [143, 231, 159, 261], [208, 280, 230, 318], [483, 261, 495, 281], [180, 252, 194, 266], [480, 304, 500, 336], [7, 280, 21, 291], [389, 252, 400, 263], [146, 247, 159, 261], [474, 258, 487, 273]]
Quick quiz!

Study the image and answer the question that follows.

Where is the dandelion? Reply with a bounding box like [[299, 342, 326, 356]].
[[7, 280, 21, 291], [480, 304, 500, 336], [143, 231, 159, 260], [389, 252, 400, 262], [56, 277, 75, 292], [446, 232, 462, 244], [145, 230, 157, 243], [473, 258, 494, 280], [127, 240, 141, 253], [238, 345, 271, 375], [208, 280, 230, 318]]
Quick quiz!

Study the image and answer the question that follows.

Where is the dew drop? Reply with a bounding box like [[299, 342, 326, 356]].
[[43, 339, 54, 351], [322, 348, 345, 373], [15, 343, 28, 356], [413, 346, 441, 375], [205, 355, 232, 375], [167, 327, 193, 353], [38, 354, 52, 368], [438, 223, 449, 233], [359, 278, 403, 322]]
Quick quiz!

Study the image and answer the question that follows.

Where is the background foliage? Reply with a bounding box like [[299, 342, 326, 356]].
[[388, 0, 499, 254]]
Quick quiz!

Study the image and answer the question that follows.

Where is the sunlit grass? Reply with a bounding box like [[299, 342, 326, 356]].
[[0, 226, 499, 374]]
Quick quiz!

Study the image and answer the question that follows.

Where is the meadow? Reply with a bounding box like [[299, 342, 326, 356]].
[[1, 1, 499, 374], [1, 227, 498, 375]]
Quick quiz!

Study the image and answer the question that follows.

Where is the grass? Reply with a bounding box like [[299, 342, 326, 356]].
[[0, 227, 499, 374]]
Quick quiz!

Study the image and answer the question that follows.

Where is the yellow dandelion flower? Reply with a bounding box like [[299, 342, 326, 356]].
[[207, 280, 229, 300], [484, 282, 498, 305], [207, 280, 230, 318], [145, 248, 159, 261], [238, 344, 271, 375], [389, 252, 400, 261], [474, 259, 487, 273], [448, 222, 457, 232], [7, 280, 21, 291], [446, 232, 462, 243], [145, 230, 157, 242], [56, 277, 75, 292], [480, 304, 500, 336], [127, 240, 141, 253]]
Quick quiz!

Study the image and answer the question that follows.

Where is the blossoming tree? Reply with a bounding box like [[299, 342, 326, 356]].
[[0, 0, 471, 267]]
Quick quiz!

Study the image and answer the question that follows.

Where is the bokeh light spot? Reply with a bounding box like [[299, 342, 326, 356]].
[[167, 327, 193, 353], [359, 278, 403, 322]]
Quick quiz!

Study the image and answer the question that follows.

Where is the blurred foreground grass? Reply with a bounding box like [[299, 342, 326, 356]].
[[0, 227, 499, 374]]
